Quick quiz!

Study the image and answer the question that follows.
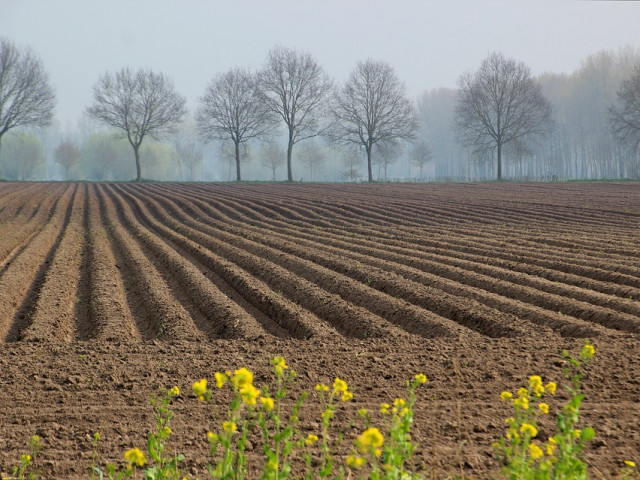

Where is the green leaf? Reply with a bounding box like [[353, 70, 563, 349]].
[[581, 426, 596, 442]]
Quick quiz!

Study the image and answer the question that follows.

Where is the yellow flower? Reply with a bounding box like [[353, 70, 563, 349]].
[[529, 443, 544, 460], [341, 391, 353, 402], [169, 386, 180, 396], [240, 384, 260, 406], [315, 383, 329, 392], [305, 434, 319, 446], [545, 382, 557, 395], [346, 455, 366, 469], [231, 368, 253, 389], [581, 343, 595, 360], [356, 427, 384, 453], [207, 431, 218, 443], [357, 408, 368, 418], [539, 403, 550, 414], [214, 372, 227, 389], [517, 387, 529, 398], [624, 460, 636, 468], [500, 391, 513, 402], [260, 396, 275, 412], [504, 417, 515, 424], [333, 378, 348, 393], [380, 403, 390, 414], [573, 429, 581, 439], [415, 373, 427, 384], [161, 426, 171, 436], [321, 408, 334, 421], [192, 378, 208, 401], [514, 396, 529, 410], [534, 384, 545, 397], [20, 454, 31, 463], [520, 423, 538, 437], [546, 439, 556, 456], [399, 407, 410, 417], [272, 356, 288, 376], [374, 448, 382, 457], [528, 375, 543, 388], [267, 459, 278, 470], [222, 421, 237, 433], [124, 448, 146, 467]]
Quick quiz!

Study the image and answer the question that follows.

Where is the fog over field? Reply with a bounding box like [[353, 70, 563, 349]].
[[1, 0, 640, 182]]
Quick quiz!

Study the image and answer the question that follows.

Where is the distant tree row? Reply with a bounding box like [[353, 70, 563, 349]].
[[2, 37, 640, 182]]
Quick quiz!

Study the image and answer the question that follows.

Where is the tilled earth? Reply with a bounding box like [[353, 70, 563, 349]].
[[0, 182, 639, 478]]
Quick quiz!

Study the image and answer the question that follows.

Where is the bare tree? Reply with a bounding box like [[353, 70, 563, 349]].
[[300, 140, 326, 181], [174, 137, 203, 181], [260, 141, 285, 181], [0, 38, 55, 179], [86, 67, 187, 181], [197, 68, 275, 181], [410, 140, 432, 179], [54, 139, 80, 180], [328, 59, 417, 182], [340, 148, 362, 182], [219, 141, 250, 181], [258, 46, 333, 182], [455, 52, 552, 180], [610, 63, 640, 158], [373, 140, 401, 181]]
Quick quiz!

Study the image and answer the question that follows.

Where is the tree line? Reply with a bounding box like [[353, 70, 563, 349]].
[[1, 37, 640, 182]]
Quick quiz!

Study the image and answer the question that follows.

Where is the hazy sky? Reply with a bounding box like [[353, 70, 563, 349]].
[[2, 0, 639, 128]]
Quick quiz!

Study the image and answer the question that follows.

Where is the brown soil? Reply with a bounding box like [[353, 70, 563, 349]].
[[0, 182, 639, 479]]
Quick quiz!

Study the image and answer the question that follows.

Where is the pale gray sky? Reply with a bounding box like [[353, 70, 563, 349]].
[[2, 0, 639, 127]]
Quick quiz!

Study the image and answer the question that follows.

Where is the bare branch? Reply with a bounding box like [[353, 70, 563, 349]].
[[86, 67, 187, 181], [454, 52, 552, 180], [327, 59, 417, 181]]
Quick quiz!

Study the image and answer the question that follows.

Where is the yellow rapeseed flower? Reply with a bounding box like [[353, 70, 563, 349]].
[[517, 387, 529, 398], [581, 343, 595, 360], [161, 426, 171, 436], [545, 382, 557, 395], [546, 439, 556, 456], [573, 429, 581, 439], [356, 427, 384, 453], [192, 378, 208, 401], [315, 383, 329, 392], [399, 407, 410, 417], [393, 398, 406, 408], [357, 408, 368, 418], [214, 372, 227, 389], [534, 384, 545, 397], [504, 417, 515, 424], [20, 454, 31, 463], [240, 384, 260, 406], [169, 386, 180, 396], [260, 396, 275, 412], [528, 375, 543, 388], [321, 408, 334, 421], [124, 448, 146, 467], [207, 432, 218, 443], [514, 396, 529, 410], [222, 421, 237, 433], [624, 460, 636, 468], [415, 373, 427, 384], [305, 434, 319, 446], [520, 423, 538, 437], [380, 403, 390, 414], [341, 391, 353, 402], [272, 356, 288, 376], [333, 378, 348, 393], [231, 368, 253, 389], [539, 403, 550, 414], [529, 443, 544, 460], [346, 455, 366, 469], [500, 391, 513, 402]]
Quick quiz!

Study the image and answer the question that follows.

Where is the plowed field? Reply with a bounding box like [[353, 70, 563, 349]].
[[0, 182, 639, 478]]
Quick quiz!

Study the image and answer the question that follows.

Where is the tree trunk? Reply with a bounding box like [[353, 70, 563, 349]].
[[287, 138, 294, 182], [134, 145, 142, 181], [497, 142, 503, 181], [271, 167, 276, 181], [235, 141, 241, 181], [0, 134, 3, 180], [366, 144, 373, 182]]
